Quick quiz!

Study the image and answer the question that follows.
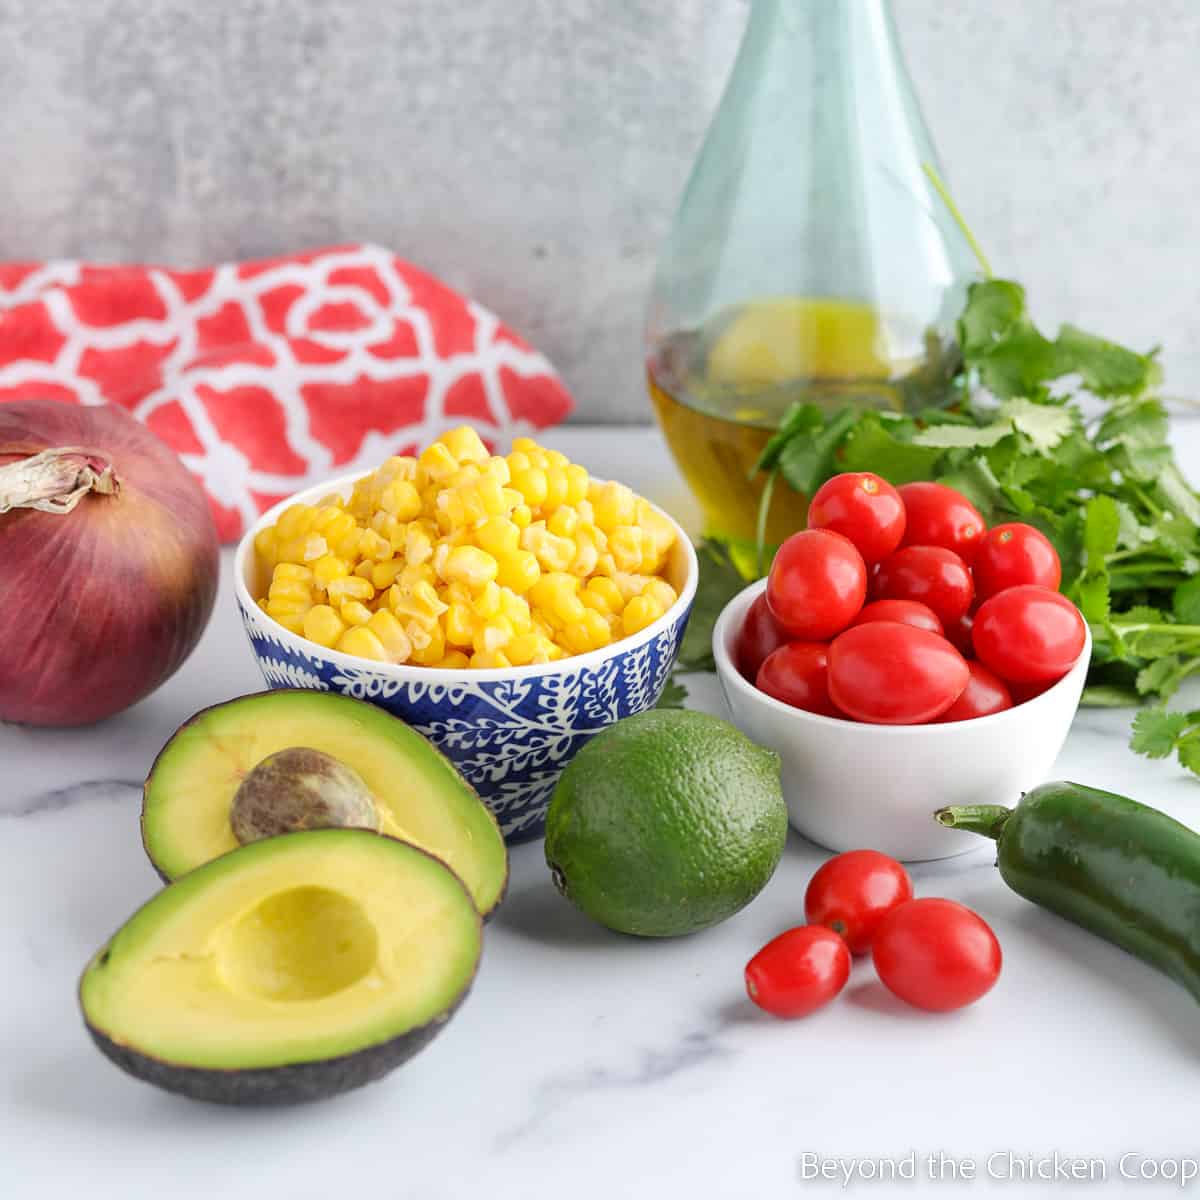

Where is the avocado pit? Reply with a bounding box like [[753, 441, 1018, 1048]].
[[230, 747, 381, 844]]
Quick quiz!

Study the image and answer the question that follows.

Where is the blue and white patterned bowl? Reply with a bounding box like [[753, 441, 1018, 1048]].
[[234, 471, 697, 844]]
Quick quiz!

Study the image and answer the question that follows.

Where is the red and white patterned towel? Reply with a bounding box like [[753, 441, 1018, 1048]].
[[0, 244, 573, 540]]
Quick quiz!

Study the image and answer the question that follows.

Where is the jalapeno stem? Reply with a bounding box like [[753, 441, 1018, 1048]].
[[935, 804, 1012, 840]]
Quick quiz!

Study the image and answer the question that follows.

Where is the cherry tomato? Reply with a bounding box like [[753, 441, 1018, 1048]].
[[827, 621, 969, 724], [755, 642, 841, 716], [745, 925, 851, 1018], [972, 585, 1086, 684], [1009, 678, 1054, 704], [736, 592, 788, 680], [767, 529, 868, 641], [849, 598, 943, 636], [872, 545, 974, 627], [944, 612, 974, 657], [806, 471, 906, 565], [936, 660, 1012, 722], [898, 481, 986, 562], [804, 850, 913, 955], [972, 522, 1062, 601], [872, 898, 1002, 1012]]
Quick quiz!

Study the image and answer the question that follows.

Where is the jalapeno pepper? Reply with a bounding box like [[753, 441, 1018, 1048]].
[[936, 781, 1200, 1004]]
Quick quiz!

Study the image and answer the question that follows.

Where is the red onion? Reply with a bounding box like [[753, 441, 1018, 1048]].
[[0, 400, 218, 726]]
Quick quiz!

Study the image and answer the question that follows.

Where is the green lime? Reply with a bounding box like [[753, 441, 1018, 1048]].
[[544, 709, 786, 937]]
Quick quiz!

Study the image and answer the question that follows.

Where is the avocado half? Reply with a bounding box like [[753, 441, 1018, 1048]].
[[80, 829, 482, 1105], [141, 690, 508, 918]]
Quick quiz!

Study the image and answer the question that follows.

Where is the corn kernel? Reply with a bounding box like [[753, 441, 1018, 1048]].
[[613, 571, 652, 603], [565, 464, 589, 506], [273, 562, 314, 585], [371, 559, 406, 590], [585, 576, 624, 613], [254, 527, 278, 564], [410, 623, 447, 666], [470, 649, 512, 669], [357, 528, 393, 562], [641, 578, 678, 612], [327, 575, 375, 605], [417, 441, 459, 484], [445, 603, 476, 647], [530, 573, 586, 627], [271, 612, 307, 635], [477, 515, 521, 558], [313, 554, 350, 590], [498, 587, 532, 634], [367, 610, 413, 662], [340, 600, 374, 627], [476, 580, 502, 619], [511, 503, 534, 529], [276, 503, 316, 540], [561, 609, 613, 655], [268, 577, 313, 608], [474, 617, 514, 656], [437, 649, 471, 669], [439, 425, 490, 463], [443, 545, 499, 588], [389, 580, 449, 621], [406, 522, 436, 565], [511, 466, 548, 507], [336, 626, 389, 661], [302, 605, 346, 648], [496, 549, 540, 594], [591, 481, 637, 531], [622, 594, 663, 636], [505, 632, 544, 666], [547, 507, 579, 539], [609, 525, 645, 572]]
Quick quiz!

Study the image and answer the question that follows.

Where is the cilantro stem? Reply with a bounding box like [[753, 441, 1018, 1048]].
[[755, 469, 778, 579], [1130, 482, 1163, 519], [922, 163, 993, 279]]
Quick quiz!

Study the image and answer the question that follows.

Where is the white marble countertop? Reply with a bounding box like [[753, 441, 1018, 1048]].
[[7, 426, 1200, 1200]]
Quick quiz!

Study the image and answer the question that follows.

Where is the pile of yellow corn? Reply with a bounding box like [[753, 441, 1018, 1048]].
[[254, 427, 680, 668]]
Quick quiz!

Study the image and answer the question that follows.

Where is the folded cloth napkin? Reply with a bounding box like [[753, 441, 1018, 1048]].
[[0, 244, 573, 540]]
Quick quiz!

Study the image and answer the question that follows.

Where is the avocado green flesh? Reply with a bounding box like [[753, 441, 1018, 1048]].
[[141, 690, 507, 917], [80, 829, 481, 1102], [544, 709, 787, 937]]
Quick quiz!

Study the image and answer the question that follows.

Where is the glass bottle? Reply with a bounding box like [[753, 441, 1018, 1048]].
[[645, 0, 978, 545]]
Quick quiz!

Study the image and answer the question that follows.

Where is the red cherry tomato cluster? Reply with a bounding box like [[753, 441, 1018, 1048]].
[[735, 472, 1087, 724], [744, 850, 1002, 1018]]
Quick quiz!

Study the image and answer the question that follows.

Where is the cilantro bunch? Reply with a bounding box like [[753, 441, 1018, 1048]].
[[667, 278, 1200, 778]]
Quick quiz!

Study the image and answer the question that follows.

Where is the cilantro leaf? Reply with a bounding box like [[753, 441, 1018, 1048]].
[[1001, 397, 1076, 453], [654, 674, 689, 710], [911, 422, 1011, 449], [1176, 736, 1200, 777], [958, 280, 1026, 356], [753, 403, 823, 475], [838, 413, 944, 484], [776, 406, 858, 496], [1174, 577, 1200, 625], [1084, 494, 1121, 564], [1131, 708, 1190, 758], [676, 538, 748, 673], [1135, 656, 1186, 700], [1056, 325, 1158, 398]]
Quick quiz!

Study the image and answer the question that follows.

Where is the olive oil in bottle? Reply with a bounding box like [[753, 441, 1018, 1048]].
[[648, 297, 925, 545]]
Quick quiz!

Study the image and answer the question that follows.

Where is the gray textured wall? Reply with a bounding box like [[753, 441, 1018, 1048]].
[[0, 1, 1195, 420]]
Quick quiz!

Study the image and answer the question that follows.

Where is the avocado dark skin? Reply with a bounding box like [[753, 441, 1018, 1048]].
[[83, 991, 472, 1106]]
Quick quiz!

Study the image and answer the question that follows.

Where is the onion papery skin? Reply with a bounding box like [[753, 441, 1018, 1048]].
[[0, 400, 219, 726]]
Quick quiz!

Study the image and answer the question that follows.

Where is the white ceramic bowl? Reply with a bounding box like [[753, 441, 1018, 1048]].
[[713, 579, 1091, 861], [234, 471, 698, 845]]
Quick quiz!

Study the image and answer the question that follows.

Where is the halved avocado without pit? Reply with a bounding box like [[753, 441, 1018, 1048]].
[[142, 690, 507, 918], [80, 829, 481, 1105]]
